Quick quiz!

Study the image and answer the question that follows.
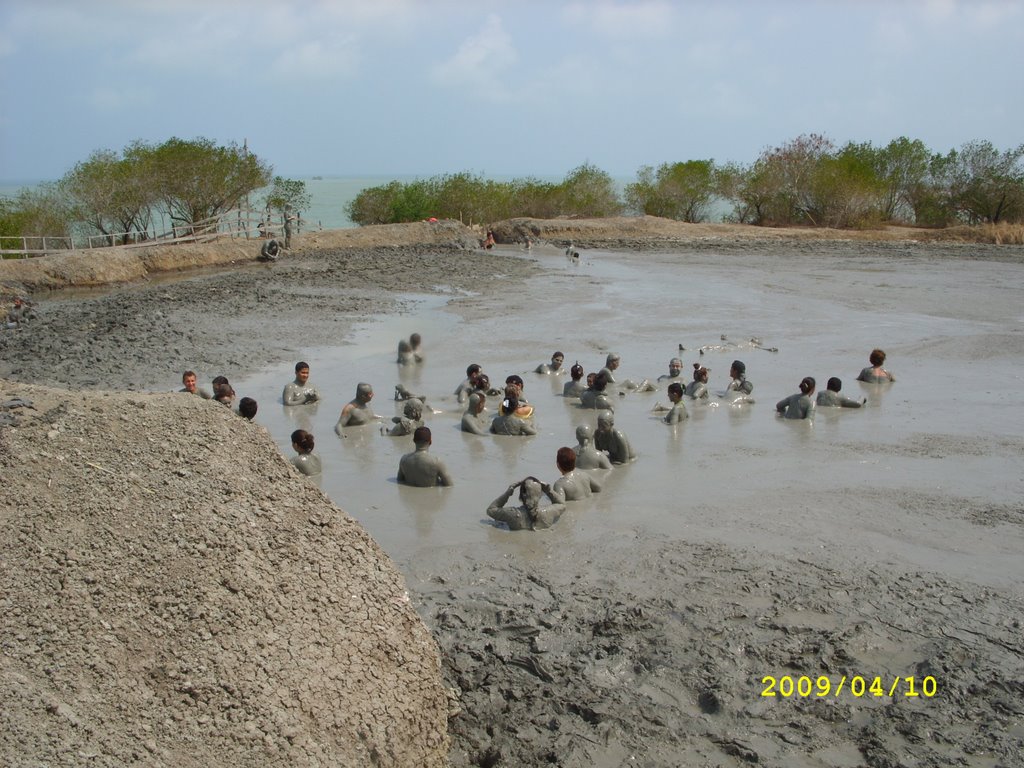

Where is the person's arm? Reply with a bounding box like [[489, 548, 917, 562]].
[[521, 420, 537, 436], [840, 394, 865, 408], [337, 403, 353, 427], [487, 484, 518, 515], [436, 461, 454, 487], [776, 396, 789, 414], [396, 461, 406, 483], [282, 384, 304, 406], [587, 473, 604, 493], [546, 480, 566, 505]]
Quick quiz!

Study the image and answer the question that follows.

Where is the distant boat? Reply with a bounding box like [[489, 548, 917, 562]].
[[312, 175, 323, 180]]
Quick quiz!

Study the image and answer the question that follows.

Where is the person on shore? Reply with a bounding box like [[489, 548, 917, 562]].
[[562, 362, 587, 398], [290, 429, 322, 476], [384, 398, 425, 436], [238, 397, 258, 420], [455, 364, 482, 404], [212, 376, 236, 407], [657, 358, 685, 383], [180, 371, 212, 399], [259, 239, 281, 261], [595, 410, 637, 464], [726, 360, 753, 395], [776, 377, 816, 420], [460, 391, 490, 435], [686, 364, 710, 400], [283, 361, 320, 406], [486, 476, 565, 531], [817, 377, 866, 408], [535, 351, 565, 375], [573, 424, 613, 470], [490, 392, 537, 435], [548, 447, 603, 502], [857, 349, 896, 383], [397, 426, 454, 487], [397, 333, 424, 365], [284, 212, 296, 249], [580, 372, 614, 411], [336, 382, 379, 429], [663, 382, 689, 424]]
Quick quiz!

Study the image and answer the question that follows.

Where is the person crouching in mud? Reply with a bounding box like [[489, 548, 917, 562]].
[[259, 239, 281, 261], [487, 476, 565, 531]]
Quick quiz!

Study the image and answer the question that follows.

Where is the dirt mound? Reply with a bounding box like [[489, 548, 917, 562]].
[[0, 383, 449, 767]]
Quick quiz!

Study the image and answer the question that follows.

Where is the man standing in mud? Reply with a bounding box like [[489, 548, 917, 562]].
[[595, 410, 637, 464], [336, 382, 379, 430], [397, 426, 454, 487]]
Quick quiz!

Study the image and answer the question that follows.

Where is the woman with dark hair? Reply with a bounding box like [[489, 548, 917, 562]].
[[664, 382, 689, 424], [490, 389, 537, 435], [776, 377, 816, 420], [563, 362, 587, 398], [685, 364, 710, 400], [290, 429, 322, 476], [857, 349, 896, 383], [212, 375, 236, 407]]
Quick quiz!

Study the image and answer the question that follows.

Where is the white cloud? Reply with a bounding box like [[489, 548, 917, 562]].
[[430, 14, 518, 100]]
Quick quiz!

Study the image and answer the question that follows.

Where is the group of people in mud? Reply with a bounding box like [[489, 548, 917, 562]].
[[185, 334, 893, 532]]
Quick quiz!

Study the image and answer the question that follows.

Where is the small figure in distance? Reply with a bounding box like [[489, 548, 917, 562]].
[[284, 212, 296, 249], [573, 424, 613, 470], [490, 390, 537, 435], [290, 429, 322, 476], [817, 377, 865, 408], [595, 410, 637, 464], [238, 397, 258, 420], [461, 391, 490, 435], [397, 333, 424, 365], [5, 296, 36, 327], [212, 376, 236, 407], [483, 230, 496, 249], [455, 364, 482, 404], [397, 426, 454, 487], [726, 360, 753, 395], [535, 351, 565, 375], [487, 476, 565, 531], [580, 372, 614, 411], [180, 370, 212, 399], [336, 382, 379, 430], [385, 398, 424, 436], [657, 357, 685, 383], [663, 382, 689, 424], [259, 239, 281, 261], [776, 376, 817, 420], [548, 446, 602, 502], [857, 348, 896, 383], [565, 241, 580, 259], [563, 362, 587, 398], [283, 361, 320, 406], [686, 364, 710, 400]]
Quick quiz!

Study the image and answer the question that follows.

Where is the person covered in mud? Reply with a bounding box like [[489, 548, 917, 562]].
[[686, 364, 710, 400], [486, 476, 565, 531], [396, 333, 424, 365], [482, 230, 496, 249], [535, 351, 565, 375], [663, 382, 689, 424], [580, 371, 614, 411], [573, 424, 613, 470], [282, 361, 320, 406], [726, 360, 753, 395], [817, 377, 865, 408], [502, 375, 534, 418], [212, 376, 236, 407], [237, 397, 258, 420], [259, 239, 281, 261], [562, 362, 587, 398], [474, 373, 502, 398], [454, 364, 482, 404], [460, 391, 490, 435], [5, 296, 36, 327], [776, 376, 816, 420], [490, 390, 537, 436], [599, 353, 621, 384], [657, 357, 686, 383], [397, 426, 454, 487], [595, 410, 637, 464], [336, 382, 379, 429], [290, 429, 322, 476], [180, 370, 212, 399], [548, 447, 602, 502], [857, 348, 896, 383], [384, 398, 425, 436]]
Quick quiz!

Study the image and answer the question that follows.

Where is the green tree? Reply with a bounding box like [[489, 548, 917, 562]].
[[262, 176, 311, 220], [934, 140, 1024, 224], [61, 149, 156, 244], [625, 160, 717, 222], [346, 181, 403, 225], [555, 163, 622, 217], [873, 137, 931, 222], [0, 185, 75, 251]]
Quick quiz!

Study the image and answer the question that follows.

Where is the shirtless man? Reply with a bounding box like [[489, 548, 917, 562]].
[[460, 391, 490, 435], [595, 410, 637, 464], [599, 353, 620, 384], [580, 372, 614, 411], [548, 447, 602, 502], [486, 476, 565, 531], [535, 351, 565, 375], [385, 398, 425, 436], [562, 363, 587, 398], [657, 357, 685, 383], [817, 377, 865, 408], [455, 364, 482, 404], [336, 382, 379, 430], [572, 424, 613, 470], [283, 361, 320, 406], [397, 426, 454, 487], [180, 371, 212, 399]]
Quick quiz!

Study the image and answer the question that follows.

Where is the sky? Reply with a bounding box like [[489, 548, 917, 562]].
[[1, 0, 1021, 183]]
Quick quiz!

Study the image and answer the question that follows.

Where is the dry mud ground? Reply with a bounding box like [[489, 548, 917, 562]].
[[2, 218, 1023, 767]]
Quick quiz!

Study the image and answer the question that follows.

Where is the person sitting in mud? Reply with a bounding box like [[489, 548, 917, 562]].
[[212, 376, 236, 407], [776, 376, 816, 420], [336, 382, 379, 429], [460, 391, 490, 435], [595, 410, 637, 464], [573, 424, 613, 470], [455, 364, 482, 404], [384, 398, 424, 436], [562, 362, 587, 398], [397, 333, 424, 365], [290, 429, 322, 476], [535, 351, 565, 375], [5, 296, 36, 328], [657, 357, 686, 383], [548, 447, 603, 502], [817, 377, 865, 408], [502, 375, 534, 418], [686, 364, 710, 400], [259, 239, 281, 261], [482, 230, 496, 249], [486, 476, 565, 531], [726, 360, 753, 395], [663, 382, 689, 424], [283, 361, 320, 406], [857, 348, 896, 383], [237, 397, 258, 420], [397, 426, 454, 487], [180, 370, 212, 399], [580, 372, 614, 411], [490, 391, 537, 435]]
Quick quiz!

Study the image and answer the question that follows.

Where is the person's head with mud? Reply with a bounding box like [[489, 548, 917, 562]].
[[730, 360, 746, 380], [517, 476, 545, 508], [667, 382, 684, 402], [605, 353, 620, 371], [575, 424, 594, 447], [238, 397, 258, 420], [294, 361, 310, 384], [592, 372, 608, 392], [291, 429, 315, 455], [181, 371, 199, 393], [668, 358, 683, 378], [356, 382, 374, 404], [800, 376, 816, 395], [505, 375, 525, 399], [692, 364, 709, 383], [556, 447, 576, 475], [827, 377, 843, 393], [468, 391, 486, 415], [212, 376, 235, 406], [412, 426, 431, 447], [869, 349, 886, 367], [403, 398, 423, 421], [466, 363, 481, 382], [410, 333, 422, 351], [570, 363, 584, 382]]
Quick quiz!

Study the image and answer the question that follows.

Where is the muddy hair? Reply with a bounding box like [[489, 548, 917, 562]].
[[556, 446, 577, 472], [667, 382, 684, 398], [869, 349, 886, 366], [291, 429, 315, 454], [692, 364, 708, 382]]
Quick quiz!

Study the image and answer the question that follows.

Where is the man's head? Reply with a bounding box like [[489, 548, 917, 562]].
[[570, 362, 584, 381], [669, 358, 682, 376], [668, 382, 683, 400], [295, 361, 310, 383], [597, 410, 614, 431], [827, 377, 843, 393], [506, 375, 524, 394], [469, 391, 485, 415], [238, 397, 258, 420], [466, 363, 482, 381], [556, 447, 576, 474], [413, 426, 432, 447], [730, 360, 746, 378], [519, 476, 543, 506], [551, 352, 564, 369], [575, 423, 594, 444], [356, 382, 373, 403], [606, 353, 620, 370], [182, 371, 198, 392], [403, 398, 423, 419]]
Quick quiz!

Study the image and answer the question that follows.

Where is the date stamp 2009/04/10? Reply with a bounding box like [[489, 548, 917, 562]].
[[761, 675, 938, 700]]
